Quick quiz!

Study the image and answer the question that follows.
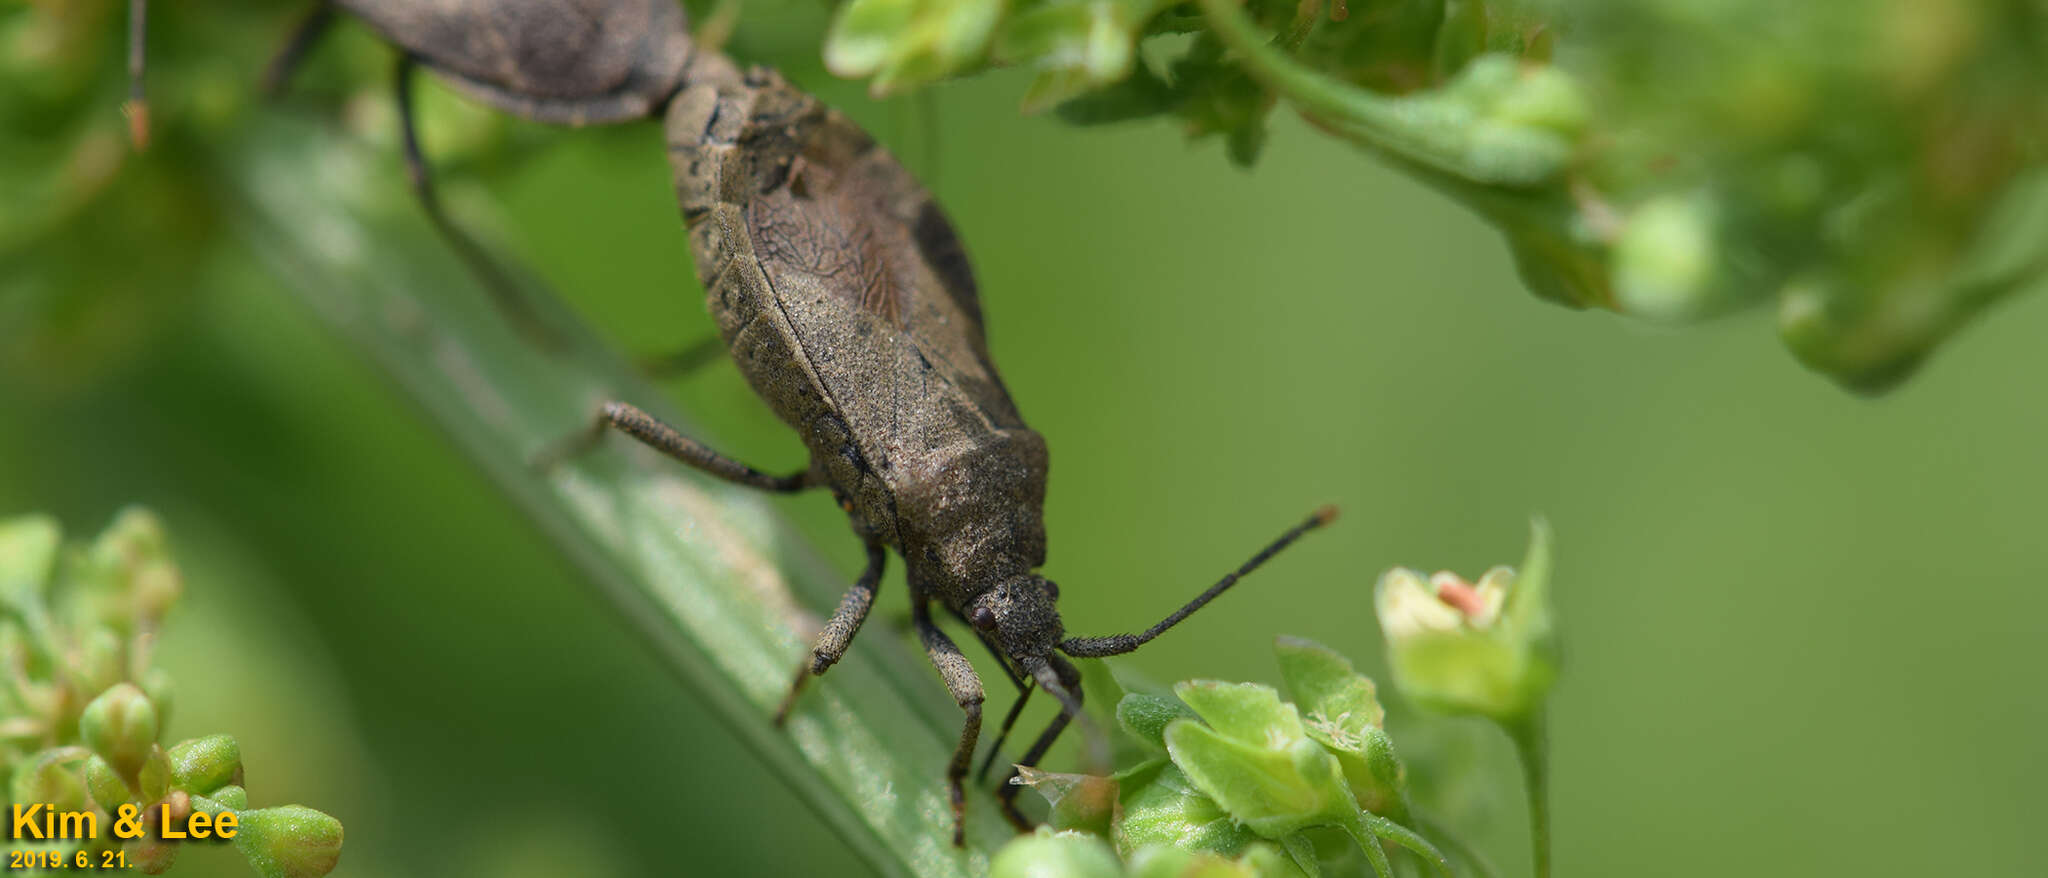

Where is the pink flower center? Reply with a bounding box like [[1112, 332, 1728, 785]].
[[1433, 574, 1488, 619]]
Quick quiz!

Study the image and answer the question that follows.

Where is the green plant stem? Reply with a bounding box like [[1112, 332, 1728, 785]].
[[1414, 811, 1499, 878], [1194, 0, 1558, 187], [1504, 710, 1551, 878], [1340, 814, 1398, 878]]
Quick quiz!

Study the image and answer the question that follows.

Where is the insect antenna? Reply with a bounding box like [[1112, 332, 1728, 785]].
[[1060, 505, 1337, 658]]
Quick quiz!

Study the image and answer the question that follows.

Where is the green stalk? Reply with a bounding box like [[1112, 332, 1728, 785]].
[[1414, 811, 1500, 878], [1504, 711, 1551, 878], [209, 111, 1009, 877]]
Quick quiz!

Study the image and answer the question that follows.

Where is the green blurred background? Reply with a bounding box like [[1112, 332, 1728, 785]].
[[5, 3, 2047, 876]]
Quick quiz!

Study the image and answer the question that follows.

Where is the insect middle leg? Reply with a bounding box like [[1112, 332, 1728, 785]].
[[534, 401, 813, 493], [638, 335, 727, 381], [773, 541, 886, 724], [914, 600, 985, 846]]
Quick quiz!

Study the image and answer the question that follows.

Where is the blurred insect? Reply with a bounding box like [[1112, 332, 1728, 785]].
[[540, 60, 1338, 841], [131, 0, 716, 348]]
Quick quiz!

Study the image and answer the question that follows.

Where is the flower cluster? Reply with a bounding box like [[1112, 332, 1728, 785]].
[[1, 510, 343, 878], [997, 522, 1563, 877], [1004, 638, 1448, 878]]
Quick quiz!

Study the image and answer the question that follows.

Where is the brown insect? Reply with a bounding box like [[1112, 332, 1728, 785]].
[[543, 59, 1337, 841], [131, 0, 1335, 843]]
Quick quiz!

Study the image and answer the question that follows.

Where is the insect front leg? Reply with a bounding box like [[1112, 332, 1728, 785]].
[[773, 541, 886, 725], [975, 683, 1032, 783], [533, 401, 814, 492], [913, 600, 984, 846], [962, 622, 1034, 784], [996, 654, 1083, 830]]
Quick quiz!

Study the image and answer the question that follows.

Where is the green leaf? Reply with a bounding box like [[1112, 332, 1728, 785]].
[[1115, 760, 1261, 859], [1273, 637, 1384, 734], [1272, 637, 1407, 819], [1172, 680, 1306, 747], [1164, 682, 1356, 838], [826, 0, 1007, 93], [1116, 692, 1198, 752]]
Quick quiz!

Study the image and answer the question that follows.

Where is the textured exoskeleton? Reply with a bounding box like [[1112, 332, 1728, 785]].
[[334, 0, 698, 125]]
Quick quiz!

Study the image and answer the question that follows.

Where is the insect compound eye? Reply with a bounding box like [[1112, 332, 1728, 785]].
[[969, 606, 998, 631], [1043, 581, 1059, 601]]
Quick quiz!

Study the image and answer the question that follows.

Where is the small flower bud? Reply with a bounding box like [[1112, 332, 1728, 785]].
[[132, 558, 183, 624], [144, 790, 194, 838], [9, 747, 89, 811], [77, 627, 125, 697], [0, 515, 61, 603], [1374, 521, 1557, 726], [132, 838, 180, 875], [140, 667, 175, 733], [989, 828, 1122, 878], [80, 682, 159, 784], [1129, 843, 1303, 878], [79, 508, 171, 632], [204, 785, 252, 810], [233, 805, 345, 878], [83, 755, 133, 810], [1273, 638, 1409, 820], [132, 792, 191, 872], [169, 734, 243, 795], [139, 744, 173, 804]]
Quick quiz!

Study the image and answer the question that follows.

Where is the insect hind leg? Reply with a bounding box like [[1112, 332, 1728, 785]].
[[391, 55, 571, 351], [259, 2, 336, 97]]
